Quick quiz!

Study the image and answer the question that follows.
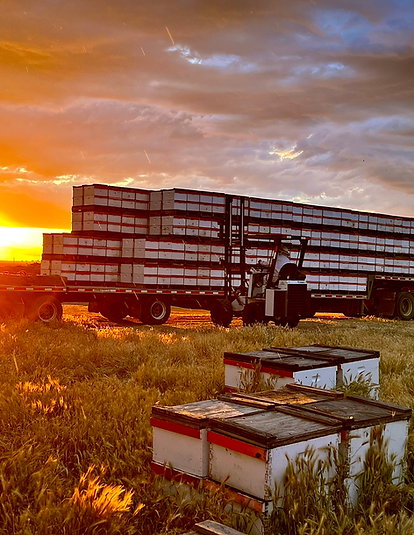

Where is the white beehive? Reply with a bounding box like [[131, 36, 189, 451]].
[[208, 406, 341, 501], [224, 349, 338, 392], [151, 399, 271, 480], [296, 396, 411, 506], [275, 345, 380, 396]]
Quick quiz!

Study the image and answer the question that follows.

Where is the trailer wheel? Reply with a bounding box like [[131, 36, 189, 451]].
[[141, 297, 171, 325], [100, 301, 129, 323], [287, 316, 300, 328], [27, 296, 63, 323], [210, 299, 233, 327], [396, 292, 414, 320], [242, 303, 266, 326]]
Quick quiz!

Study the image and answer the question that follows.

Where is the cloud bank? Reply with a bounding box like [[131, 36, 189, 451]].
[[1, 0, 413, 228]]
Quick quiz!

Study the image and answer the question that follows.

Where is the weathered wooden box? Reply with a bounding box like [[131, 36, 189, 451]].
[[208, 406, 342, 501], [151, 399, 271, 479], [224, 349, 338, 392]]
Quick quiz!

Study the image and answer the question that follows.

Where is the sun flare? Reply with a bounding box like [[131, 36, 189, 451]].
[[0, 226, 70, 262]]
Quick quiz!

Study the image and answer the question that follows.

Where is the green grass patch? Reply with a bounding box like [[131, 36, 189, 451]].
[[0, 315, 414, 533]]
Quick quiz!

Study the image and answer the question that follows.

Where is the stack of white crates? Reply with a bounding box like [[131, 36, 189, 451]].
[[41, 184, 414, 296], [41, 185, 256, 288]]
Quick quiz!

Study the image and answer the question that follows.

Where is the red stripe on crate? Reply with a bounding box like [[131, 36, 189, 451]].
[[150, 462, 205, 487], [204, 480, 266, 513], [150, 417, 201, 439], [207, 431, 267, 462], [223, 360, 294, 378]]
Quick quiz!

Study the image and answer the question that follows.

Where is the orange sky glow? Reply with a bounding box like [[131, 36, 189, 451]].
[[0, 226, 70, 262]]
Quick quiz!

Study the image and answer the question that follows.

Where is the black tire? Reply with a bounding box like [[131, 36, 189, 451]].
[[26, 296, 63, 323], [396, 292, 414, 320], [287, 316, 300, 328], [242, 303, 266, 326], [141, 297, 171, 325], [100, 300, 129, 323], [210, 299, 233, 327]]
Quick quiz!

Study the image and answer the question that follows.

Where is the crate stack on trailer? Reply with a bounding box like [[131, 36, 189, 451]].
[[42, 184, 263, 282], [40, 183, 414, 322]]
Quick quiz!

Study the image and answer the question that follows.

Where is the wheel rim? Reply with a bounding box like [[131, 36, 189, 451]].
[[150, 301, 167, 321], [38, 302, 58, 322], [401, 297, 413, 317]]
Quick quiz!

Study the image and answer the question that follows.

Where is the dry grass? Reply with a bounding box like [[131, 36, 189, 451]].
[[0, 313, 414, 533]]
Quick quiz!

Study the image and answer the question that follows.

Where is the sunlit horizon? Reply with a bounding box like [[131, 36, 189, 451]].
[[0, 226, 70, 262]]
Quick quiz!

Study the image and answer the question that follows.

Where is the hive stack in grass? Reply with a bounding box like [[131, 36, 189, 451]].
[[151, 382, 411, 535], [224, 344, 380, 397]]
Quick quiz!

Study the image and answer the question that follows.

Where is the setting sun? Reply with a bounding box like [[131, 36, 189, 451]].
[[0, 226, 70, 262]]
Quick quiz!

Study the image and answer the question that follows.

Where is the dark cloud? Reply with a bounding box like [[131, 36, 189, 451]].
[[0, 0, 414, 229]]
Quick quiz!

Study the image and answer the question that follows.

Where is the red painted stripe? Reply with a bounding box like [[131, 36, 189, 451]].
[[204, 480, 266, 513], [224, 360, 294, 378], [151, 417, 201, 439], [208, 431, 267, 462], [150, 462, 204, 486]]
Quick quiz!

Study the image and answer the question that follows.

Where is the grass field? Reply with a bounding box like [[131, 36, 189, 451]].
[[1, 311, 414, 534]]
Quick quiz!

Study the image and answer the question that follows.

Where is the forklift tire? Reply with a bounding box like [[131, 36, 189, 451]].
[[242, 303, 266, 326], [26, 296, 63, 323], [395, 292, 414, 320], [211, 299, 233, 327], [141, 297, 171, 325]]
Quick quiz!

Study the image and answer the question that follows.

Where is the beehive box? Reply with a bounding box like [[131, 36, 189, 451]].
[[267, 345, 380, 395], [296, 396, 411, 506], [151, 399, 272, 479], [223, 349, 338, 392], [208, 406, 342, 501]]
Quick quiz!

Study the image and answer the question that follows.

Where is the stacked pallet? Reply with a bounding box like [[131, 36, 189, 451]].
[[152, 381, 411, 535], [42, 183, 414, 295], [41, 185, 252, 289]]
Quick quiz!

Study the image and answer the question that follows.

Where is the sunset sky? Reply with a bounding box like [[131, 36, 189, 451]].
[[1, 0, 414, 260]]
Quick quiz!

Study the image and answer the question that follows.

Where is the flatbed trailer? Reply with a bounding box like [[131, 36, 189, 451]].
[[6, 183, 414, 323]]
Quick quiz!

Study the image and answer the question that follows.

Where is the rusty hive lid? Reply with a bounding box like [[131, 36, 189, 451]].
[[223, 384, 342, 407]]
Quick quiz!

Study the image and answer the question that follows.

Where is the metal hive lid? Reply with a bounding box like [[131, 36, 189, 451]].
[[221, 384, 342, 407], [151, 399, 269, 429], [265, 345, 380, 363], [295, 396, 411, 429], [223, 350, 335, 371], [209, 405, 342, 449]]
